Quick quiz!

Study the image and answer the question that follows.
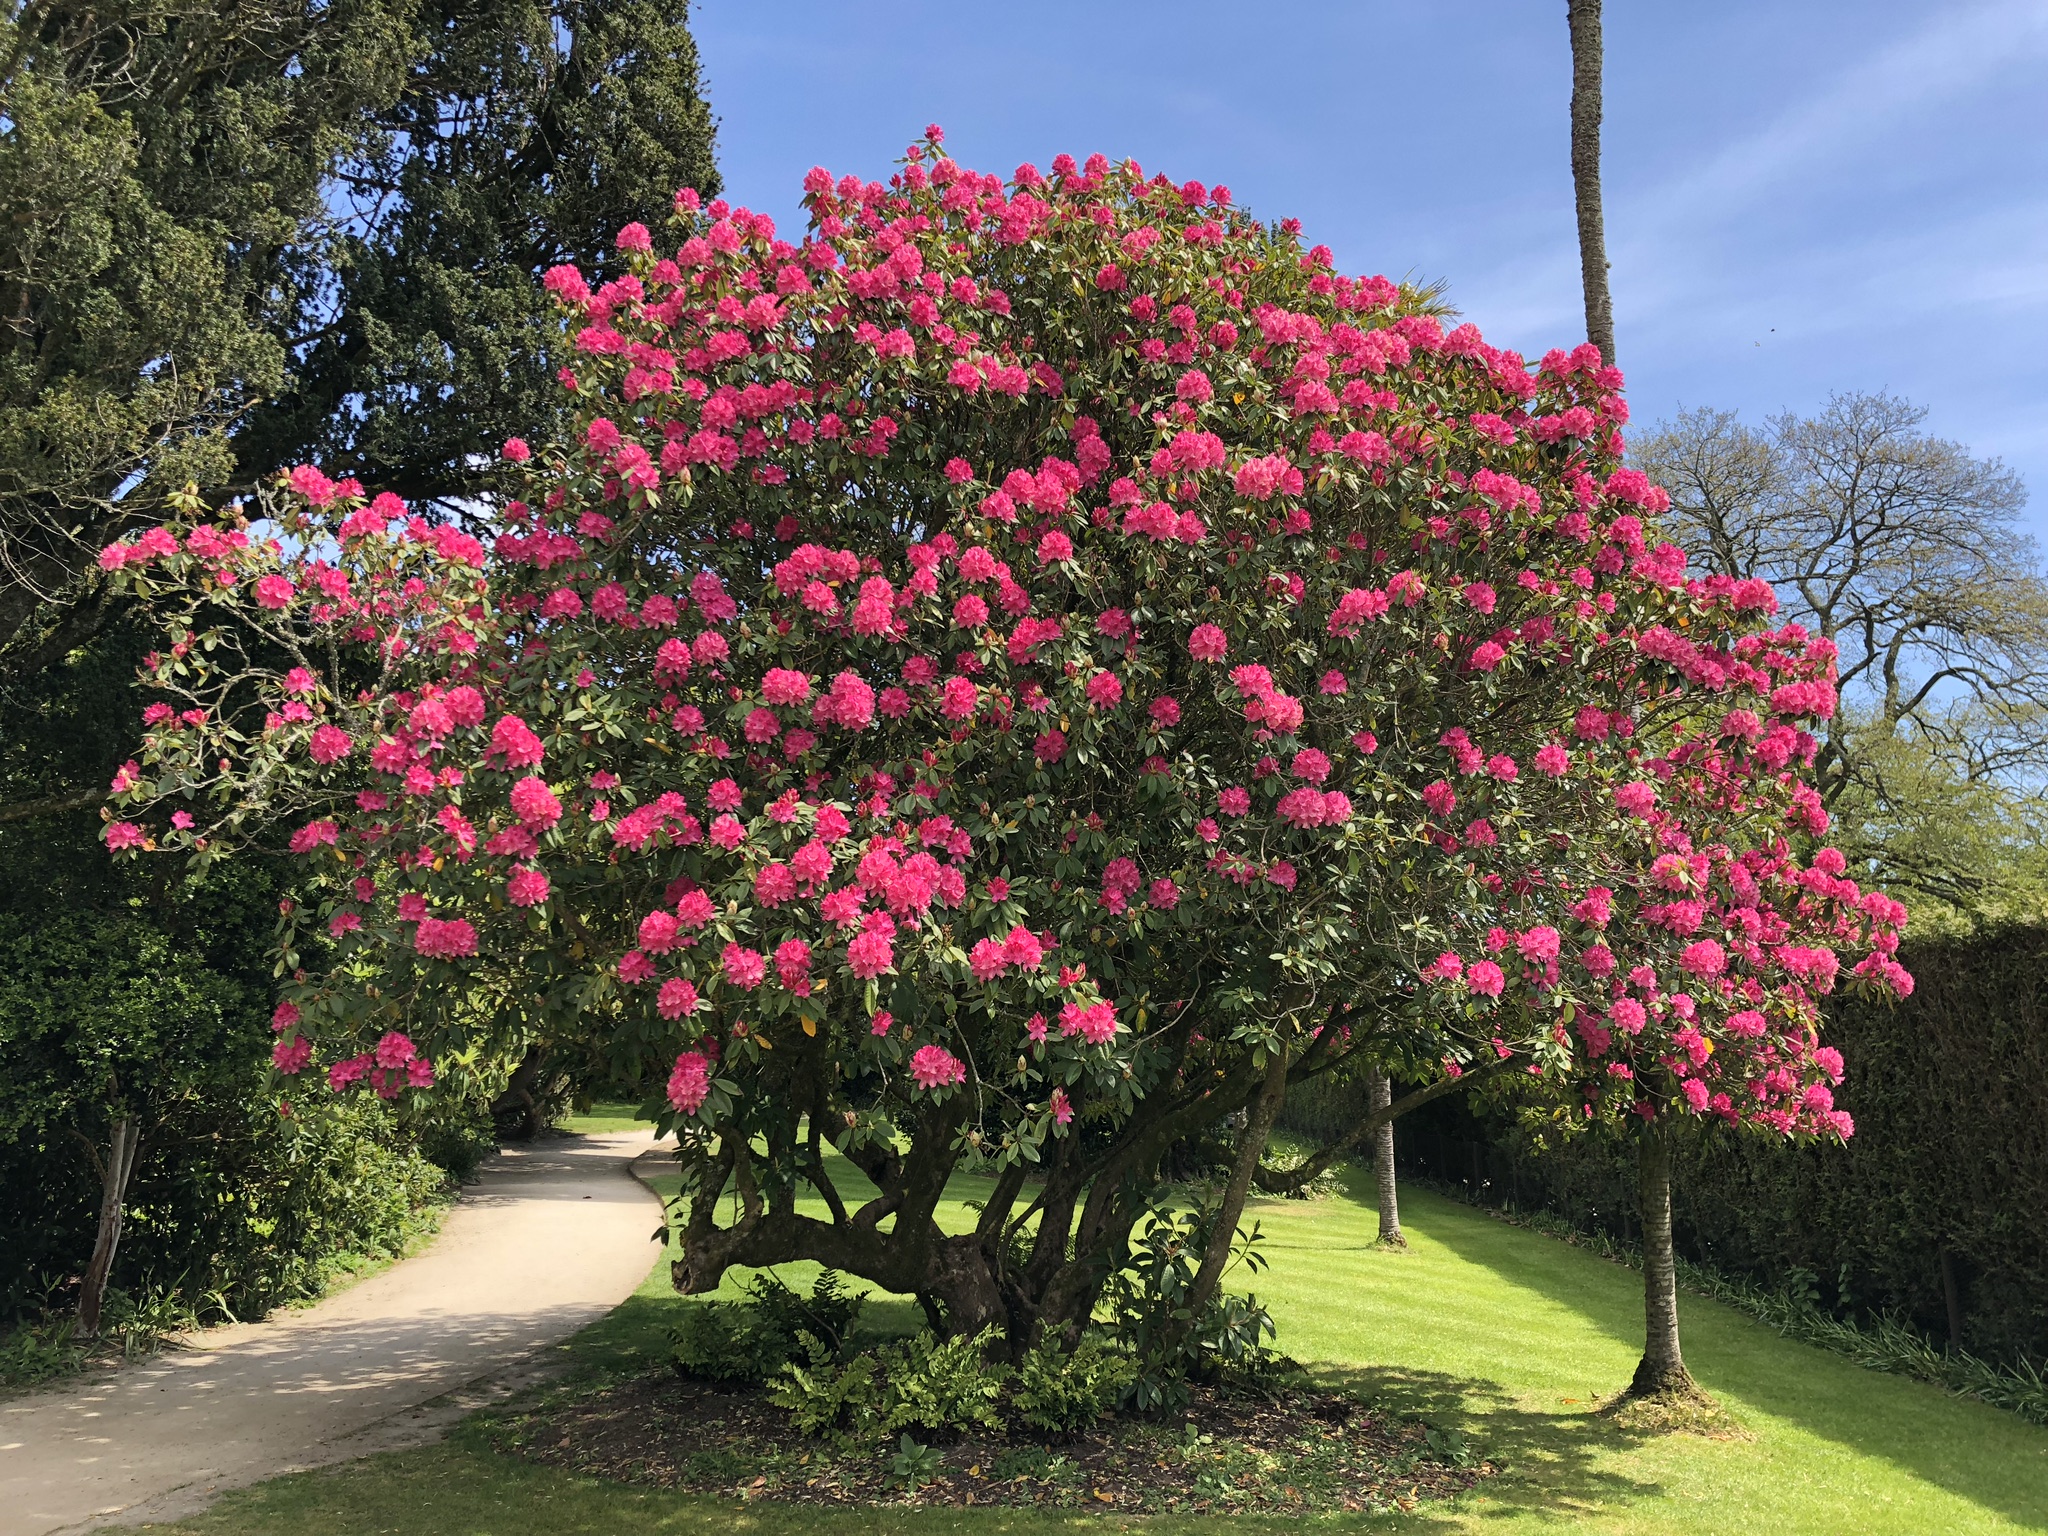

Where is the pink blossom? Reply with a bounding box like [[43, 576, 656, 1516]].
[[721, 942, 767, 990], [1615, 781, 1658, 817], [490, 714, 545, 768], [1059, 999, 1118, 1045], [667, 1051, 713, 1114], [1680, 939, 1727, 977], [656, 978, 701, 1020], [761, 667, 813, 705], [1085, 671, 1123, 708], [847, 929, 895, 978], [308, 725, 352, 765], [510, 776, 562, 828], [1465, 960, 1506, 998], [1232, 454, 1298, 501], [970, 938, 1008, 982], [1291, 748, 1331, 784], [506, 866, 551, 906], [1187, 623, 1228, 662], [639, 910, 680, 953], [415, 917, 478, 958], [909, 1044, 967, 1090], [775, 938, 814, 992], [1003, 925, 1044, 968]]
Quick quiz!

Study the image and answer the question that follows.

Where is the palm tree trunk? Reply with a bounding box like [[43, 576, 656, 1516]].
[[1567, 0, 1616, 364], [77, 1114, 140, 1339], [1368, 1066, 1404, 1247], [1628, 1122, 1697, 1397]]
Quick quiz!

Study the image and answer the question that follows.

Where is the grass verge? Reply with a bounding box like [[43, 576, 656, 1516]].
[[148, 1156, 2048, 1535]]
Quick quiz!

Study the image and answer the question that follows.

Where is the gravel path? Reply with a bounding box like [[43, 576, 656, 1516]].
[[0, 1129, 665, 1535]]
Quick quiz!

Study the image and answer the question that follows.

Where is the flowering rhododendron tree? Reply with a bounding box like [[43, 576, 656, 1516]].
[[99, 131, 1906, 1347]]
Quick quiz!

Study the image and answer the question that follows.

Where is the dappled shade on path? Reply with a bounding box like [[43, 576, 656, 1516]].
[[0, 1131, 662, 1535]]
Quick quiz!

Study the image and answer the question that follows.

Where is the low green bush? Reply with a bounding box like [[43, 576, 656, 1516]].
[[884, 1327, 1009, 1439], [1010, 1333, 1134, 1438], [1105, 1201, 1283, 1413], [767, 1350, 880, 1441], [769, 1325, 1009, 1445], [670, 1269, 866, 1384]]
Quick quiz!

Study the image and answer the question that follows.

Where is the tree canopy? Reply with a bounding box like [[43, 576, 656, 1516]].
[[99, 136, 1905, 1348], [0, 0, 718, 689]]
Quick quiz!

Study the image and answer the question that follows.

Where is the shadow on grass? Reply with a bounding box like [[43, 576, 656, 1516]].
[[1315, 1362, 1663, 1529], [1406, 1190, 2048, 1531]]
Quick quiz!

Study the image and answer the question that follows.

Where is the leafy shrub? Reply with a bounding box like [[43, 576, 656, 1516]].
[[670, 1300, 790, 1384], [0, 842, 450, 1329], [746, 1269, 865, 1359], [1010, 1333, 1134, 1438], [671, 1268, 867, 1384], [1105, 1202, 1281, 1412], [771, 1325, 1009, 1444], [767, 1351, 879, 1441], [885, 1327, 1010, 1440]]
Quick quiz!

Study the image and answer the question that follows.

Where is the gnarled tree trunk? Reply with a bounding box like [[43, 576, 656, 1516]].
[[1368, 1066, 1404, 1247], [1627, 1122, 1697, 1397], [77, 1113, 140, 1339]]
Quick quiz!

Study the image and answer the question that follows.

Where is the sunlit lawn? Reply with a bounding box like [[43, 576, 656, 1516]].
[[154, 1120, 2048, 1535]]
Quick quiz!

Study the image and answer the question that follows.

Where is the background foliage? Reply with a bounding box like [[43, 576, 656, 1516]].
[[1298, 925, 2048, 1363]]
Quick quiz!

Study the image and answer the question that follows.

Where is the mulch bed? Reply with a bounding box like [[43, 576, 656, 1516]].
[[497, 1367, 1493, 1515]]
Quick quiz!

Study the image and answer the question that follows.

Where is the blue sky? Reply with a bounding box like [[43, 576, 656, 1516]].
[[690, 0, 2048, 535]]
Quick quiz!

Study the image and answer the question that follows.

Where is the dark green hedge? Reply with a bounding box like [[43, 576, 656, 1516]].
[[1287, 927, 2048, 1362]]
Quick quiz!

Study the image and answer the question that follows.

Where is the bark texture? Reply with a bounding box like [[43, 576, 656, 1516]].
[[1567, 0, 1616, 365], [1627, 1124, 1698, 1397], [76, 1113, 140, 1338], [1368, 1066, 1404, 1247]]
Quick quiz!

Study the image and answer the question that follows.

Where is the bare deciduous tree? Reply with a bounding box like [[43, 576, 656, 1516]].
[[1635, 394, 2046, 905]]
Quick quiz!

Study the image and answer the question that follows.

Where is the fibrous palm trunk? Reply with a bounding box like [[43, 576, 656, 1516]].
[[1368, 1066, 1404, 1247], [1567, 0, 1617, 365]]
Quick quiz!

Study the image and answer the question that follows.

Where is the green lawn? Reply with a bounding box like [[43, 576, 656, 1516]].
[[558, 1100, 657, 1134], [152, 1145, 2048, 1536]]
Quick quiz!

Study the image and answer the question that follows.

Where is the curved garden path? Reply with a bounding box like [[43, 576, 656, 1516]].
[[0, 1129, 665, 1535]]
